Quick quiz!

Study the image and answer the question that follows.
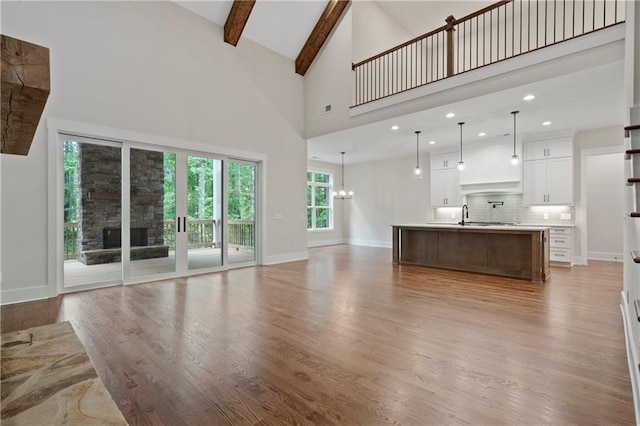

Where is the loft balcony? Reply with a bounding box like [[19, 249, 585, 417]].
[[350, 0, 625, 112]]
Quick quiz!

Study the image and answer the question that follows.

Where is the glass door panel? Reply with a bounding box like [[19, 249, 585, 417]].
[[63, 139, 122, 287], [129, 148, 176, 278], [187, 155, 223, 270], [228, 161, 256, 265]]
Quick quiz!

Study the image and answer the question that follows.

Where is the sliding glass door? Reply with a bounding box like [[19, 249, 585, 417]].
[[59, 136, 258, 290], [63, 137, 123, 288], [227, 161, 257, 265], [129, 148, 177, 279], [185, 155, 223, 271]]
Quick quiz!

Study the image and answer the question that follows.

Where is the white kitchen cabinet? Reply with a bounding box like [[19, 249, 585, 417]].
[[523, 137, 573, 160], [431, 152, 459, 171], [549, 226, 573, 265], [523, 138, 573, 205], [430, 169, 462, 207]]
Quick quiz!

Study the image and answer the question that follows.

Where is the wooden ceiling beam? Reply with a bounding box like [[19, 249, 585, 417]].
[[1, 35, 50, 156], [224, 0, 256, 47], [295, 0, 350, 76]]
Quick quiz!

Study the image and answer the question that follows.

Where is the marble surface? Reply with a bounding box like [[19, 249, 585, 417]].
[[1, 322, 127, 425], [393, 223, 550, 231]]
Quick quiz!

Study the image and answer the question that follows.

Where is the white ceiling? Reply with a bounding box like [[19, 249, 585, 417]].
[[308, 60, 624, 165], [174, 0, 327, 60]]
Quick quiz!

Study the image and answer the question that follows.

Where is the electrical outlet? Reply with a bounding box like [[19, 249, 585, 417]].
[[451, 213, 456, 219], [561, 213, 571, 220], [543, 213, 549, 220]]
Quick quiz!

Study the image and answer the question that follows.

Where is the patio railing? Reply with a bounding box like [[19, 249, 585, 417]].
[[64, 219, 255, 259], [352, 0, 625, 106]]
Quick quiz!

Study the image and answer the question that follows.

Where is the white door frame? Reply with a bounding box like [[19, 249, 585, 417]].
[[48, 118, 266, 296], [579, 145, 624, 265]]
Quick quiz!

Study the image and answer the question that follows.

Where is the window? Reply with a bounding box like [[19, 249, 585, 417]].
[[307, 171, 333, 230]]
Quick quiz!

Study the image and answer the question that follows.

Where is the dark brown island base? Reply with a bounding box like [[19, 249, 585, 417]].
[[392, 224, 550, 282]]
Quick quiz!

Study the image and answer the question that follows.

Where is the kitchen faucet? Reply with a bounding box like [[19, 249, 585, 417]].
[[460, 204, 469, 225]]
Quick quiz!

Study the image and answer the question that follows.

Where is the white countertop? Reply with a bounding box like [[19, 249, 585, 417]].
[[393, 223, 551, 231]]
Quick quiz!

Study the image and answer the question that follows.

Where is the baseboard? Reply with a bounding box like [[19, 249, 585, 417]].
[[1, 285, 50, 305], [620, 293, 640, 425], [347, 239, 392, 248], [264, 251, 309, 266], [588, 251, 624, 262], [308, 239, 344, 248]]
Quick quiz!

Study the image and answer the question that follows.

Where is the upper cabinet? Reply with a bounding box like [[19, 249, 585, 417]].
[[430, 169, 463, 207], [430, 152, 462, 207], [523, 136, 574, 205], [430, 152, 459, 170], [523, 138, 574, 160]]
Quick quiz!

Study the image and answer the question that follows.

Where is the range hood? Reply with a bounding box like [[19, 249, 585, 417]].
[[457, 137, 522, 195], [460, 180, 522, 195]]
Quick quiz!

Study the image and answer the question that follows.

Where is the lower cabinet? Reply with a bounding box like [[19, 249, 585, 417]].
[[430, 169, 462, 207], [549, 226, 573, 266]]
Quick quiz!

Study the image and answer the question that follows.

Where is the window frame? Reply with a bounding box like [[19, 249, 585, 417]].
[[307, 169, 334, 232]]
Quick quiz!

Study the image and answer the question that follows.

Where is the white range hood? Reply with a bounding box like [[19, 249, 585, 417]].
[[458, 136, 523, 195]]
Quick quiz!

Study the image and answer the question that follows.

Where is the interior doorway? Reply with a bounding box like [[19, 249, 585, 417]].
[[582, 147, 624, 263]]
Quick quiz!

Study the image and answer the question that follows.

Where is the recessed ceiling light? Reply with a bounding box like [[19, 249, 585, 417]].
[[478, 132, 486, 136], [542, 121, 551, 126], [523, 94, 535, 101], [429, 140, 436, 145], [391, 125, 399, 130], [446, 112, 455, 118]]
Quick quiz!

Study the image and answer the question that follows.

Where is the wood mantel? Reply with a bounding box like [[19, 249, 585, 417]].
[[1, 34, 50, 156]]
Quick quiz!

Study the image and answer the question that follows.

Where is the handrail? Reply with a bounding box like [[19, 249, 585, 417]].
[[352, 0, 625, 107], [352, 24, 447, 69], [64, 219, 255, 260], [455, 0, 511, 25]]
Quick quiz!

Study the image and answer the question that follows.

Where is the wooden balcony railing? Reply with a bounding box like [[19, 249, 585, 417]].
[[352, 0, 625, 106], [64, 219, 255, 260]]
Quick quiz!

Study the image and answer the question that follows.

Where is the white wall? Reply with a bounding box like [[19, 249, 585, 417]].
[[346, 154, 431, 247], [1, 1, 307, 303], [304, 7, 353, 140], [307, 159, 345, 247], [586, 152, 624, 260], [352, 2, 412, 63], [575, 126, 624, 262]]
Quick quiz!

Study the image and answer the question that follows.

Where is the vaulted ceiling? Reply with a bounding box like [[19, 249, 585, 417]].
[[174, 0, 349, 75]]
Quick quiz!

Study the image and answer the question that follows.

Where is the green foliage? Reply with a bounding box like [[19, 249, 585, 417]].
[[62, 145, 255, 224], [228, 162, 255, 220], [63, 141, 79, 223], [306, 171, 332, 230], [164, 153, 176, 220]]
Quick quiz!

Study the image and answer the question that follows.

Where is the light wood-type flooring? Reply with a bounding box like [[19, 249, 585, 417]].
[[1, 245, 634, 425]]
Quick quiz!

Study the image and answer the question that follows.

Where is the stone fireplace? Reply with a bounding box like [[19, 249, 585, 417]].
[[76, 145, 169, 265]]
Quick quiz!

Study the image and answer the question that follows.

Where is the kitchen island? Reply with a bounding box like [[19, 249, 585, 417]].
[[392, 224, 550, 282]]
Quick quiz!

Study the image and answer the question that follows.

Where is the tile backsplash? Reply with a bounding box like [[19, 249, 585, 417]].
[[433, 193, 574, 224]]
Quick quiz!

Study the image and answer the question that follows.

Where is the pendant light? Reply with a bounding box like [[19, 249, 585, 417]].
[[333, 151, 353, 199], [457, 122, 465, 171], [511, 110, 520, 165], [413, 130, 423, 179]]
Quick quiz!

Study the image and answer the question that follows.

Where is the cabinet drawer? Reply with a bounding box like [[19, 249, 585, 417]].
[[550, 249, 571, 262], [550, 235, 571, 248], [550, 227, 572, 235]]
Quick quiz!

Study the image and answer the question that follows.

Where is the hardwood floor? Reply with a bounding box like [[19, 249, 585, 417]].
[[1, 245, 634, 425]]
